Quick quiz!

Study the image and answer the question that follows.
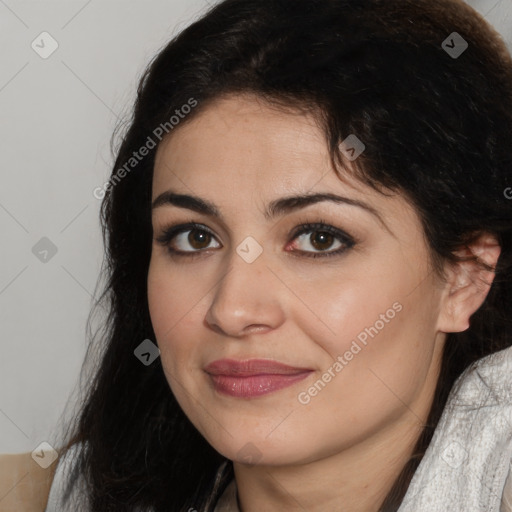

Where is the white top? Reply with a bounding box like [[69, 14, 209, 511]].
[[47, 344, 512, 512]]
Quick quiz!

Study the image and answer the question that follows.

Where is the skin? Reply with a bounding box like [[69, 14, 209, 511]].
[[147, 93, 500, 511], [0, 452, 56, 511]]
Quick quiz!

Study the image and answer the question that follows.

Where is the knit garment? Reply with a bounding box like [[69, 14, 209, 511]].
[[46, 345, 512, 512], [397, 343, 512, 512]]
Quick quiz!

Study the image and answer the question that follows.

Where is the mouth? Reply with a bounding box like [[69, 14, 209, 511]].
[[203, 359, 314, 398]]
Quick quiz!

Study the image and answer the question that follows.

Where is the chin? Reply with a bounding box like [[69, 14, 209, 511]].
[[207, 432, 310, 467]]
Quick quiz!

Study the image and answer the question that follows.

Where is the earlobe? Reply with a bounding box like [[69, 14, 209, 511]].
[[437, 232, 501, 333]]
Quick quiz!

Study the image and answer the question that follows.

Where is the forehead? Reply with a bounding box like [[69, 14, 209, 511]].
[[151, 93, 418, 234], [154, 94, 364, 195]]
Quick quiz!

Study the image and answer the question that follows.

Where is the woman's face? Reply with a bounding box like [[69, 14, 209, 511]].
[[148, 93, 447, 466]]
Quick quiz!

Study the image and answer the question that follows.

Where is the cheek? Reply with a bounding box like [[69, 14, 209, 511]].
[[147, 260, 200, 366], [293, 265, 439, 433], [298, 247, 435, 358], [147, 262, 201, 415], [147, 257, 208, 337], [147, 257, 220, 396], [295, 254, 439, 382], [147, 262, 174, 340], [289, 261, 405, 357]]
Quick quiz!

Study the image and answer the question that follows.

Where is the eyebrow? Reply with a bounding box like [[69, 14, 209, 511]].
[[151, 190, 389, 229]]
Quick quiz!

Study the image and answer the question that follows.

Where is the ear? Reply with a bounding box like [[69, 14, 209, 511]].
[[437, 232, 501, 333]]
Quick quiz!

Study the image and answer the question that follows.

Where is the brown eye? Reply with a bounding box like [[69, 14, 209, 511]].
[[310, 231, 335, 251], [188, 229, 212, 249], [293, 229, 344, 253], [156, 224, 221, 254], [288, 222, 355, 258]]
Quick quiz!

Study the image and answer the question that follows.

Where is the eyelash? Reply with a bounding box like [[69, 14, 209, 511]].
[[154, 218, 356, 260]]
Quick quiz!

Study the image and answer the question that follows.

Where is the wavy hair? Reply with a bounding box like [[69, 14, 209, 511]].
[[55, 0, 512, 510]]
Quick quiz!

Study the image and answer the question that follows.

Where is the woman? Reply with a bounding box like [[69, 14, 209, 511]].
[[9, 0, 512, 510]]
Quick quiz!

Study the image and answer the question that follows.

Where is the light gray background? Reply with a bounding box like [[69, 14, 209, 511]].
[[0, 0, 511, 455]]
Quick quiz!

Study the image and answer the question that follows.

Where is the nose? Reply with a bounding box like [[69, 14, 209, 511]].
[[204, 249, 286, 338]]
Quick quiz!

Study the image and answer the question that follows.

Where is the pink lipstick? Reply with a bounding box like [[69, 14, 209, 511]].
[[204, 359, 313, 398]]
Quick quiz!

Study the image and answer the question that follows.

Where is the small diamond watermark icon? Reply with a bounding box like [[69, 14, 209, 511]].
[[134, 339, 160, 366], [31, 441, 58, 469], [32, 237, 58, 263], [236, 236, 263, 263], [237, 442, 263, 465], [441, 440, 468, 469], [339, 134, 365, 161], [441, 32, 468, 59], [31, 31, 59, 59]]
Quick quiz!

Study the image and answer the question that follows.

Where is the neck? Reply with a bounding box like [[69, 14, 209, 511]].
[[233, 414, 424, 512]]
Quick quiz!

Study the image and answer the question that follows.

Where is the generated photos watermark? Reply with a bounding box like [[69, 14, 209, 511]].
[[93, 97, 198, 200], [298, 301, 403, 405]]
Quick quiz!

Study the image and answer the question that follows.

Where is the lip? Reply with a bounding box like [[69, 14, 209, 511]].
[[204, 359, 314, 398]]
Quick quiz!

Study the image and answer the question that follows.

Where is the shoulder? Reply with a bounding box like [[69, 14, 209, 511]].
[[399, 346, 512, 511], [0, 451, 57, 512]]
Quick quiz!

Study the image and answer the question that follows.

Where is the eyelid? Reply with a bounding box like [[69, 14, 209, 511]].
[[285, 218, 356, 258], [154, 221, 220, 249], [289, 219, 354, 243], [155, 218, 357, 258]]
